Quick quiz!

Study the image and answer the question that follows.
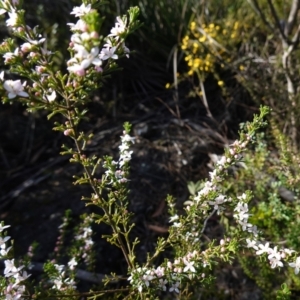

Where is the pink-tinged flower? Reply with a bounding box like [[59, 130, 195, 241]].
[[100, 46, 118, 60], [3, 48, 19, 63], [3, 80, 29, 99], [6, 11, 18, 27], [67, 64, 86, 76], [21, 42, 33, 53], [70, 3, 91, 17]]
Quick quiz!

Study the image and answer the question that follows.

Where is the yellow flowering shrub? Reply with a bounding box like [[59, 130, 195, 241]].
[[181, 19, 246, 78]]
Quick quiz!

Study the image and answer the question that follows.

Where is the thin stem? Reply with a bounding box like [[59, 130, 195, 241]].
[[65, 102, 133, 269]]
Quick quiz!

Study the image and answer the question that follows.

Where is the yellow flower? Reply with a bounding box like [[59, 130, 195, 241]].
[[190, 21, 196, 30], [239, 65, 245, 71], [199, 36, 206, 42], [233, 21, 239, 30], [218, 80, 224, 87], [165, 83, 171, 89]]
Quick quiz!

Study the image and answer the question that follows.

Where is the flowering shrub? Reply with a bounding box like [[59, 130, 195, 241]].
[[1, 0, 300, 299]]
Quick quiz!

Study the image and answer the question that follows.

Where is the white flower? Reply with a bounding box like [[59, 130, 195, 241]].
[[208, 195, 227, 211], [289, 256, 300, 274], [67, 19, 87, 32], [70, 3, 91, 17], [4, 259, 22, 277], [169, 215, 179, 223], [234, 202, 248, 213], [183, 258, 196, 273], [54, 264, 65, 274], [44, 89, 56, 102], [158, 279, 168, 291], [246, 238, 258, 250], [0, 243, 12, 257], [142, 270, 154, 287], [269, 256, 283, 269], [0, 236, 11, 248], [15, 270, 31, 284], [53, 278, 63, 290], [268, 246, 280, 260], [68, 46, 102, 74], [0, 224, 10, 232], [169, 281, 180, 293], [100, 46, 118, 60], [283, 248, 295, 256], [247, 225, 259, 236], [172, 222, 181, 228], [68, 257, 77, 270], [237, 219, 252, 231], [121, 133, 135, 143], [6, 11, 18, 27], [256, 242, 270, 255], [109, 16, 126, 38], [119, 150, 133, 167], [3, 80, 29, 99]]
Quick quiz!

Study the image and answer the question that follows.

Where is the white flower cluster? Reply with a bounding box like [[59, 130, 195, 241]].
[[74, 216, 94, 266], [67, 3, 129, 76], [234, 194, 300, 273], [0, 0, 19, 27], [233, 194, 258, 235], [104, 131, 135, 184], [128, 250, 205, 294], [51, 264, 76, 291], [0, 222, 30, 300], [1, 2, 56, 102]]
